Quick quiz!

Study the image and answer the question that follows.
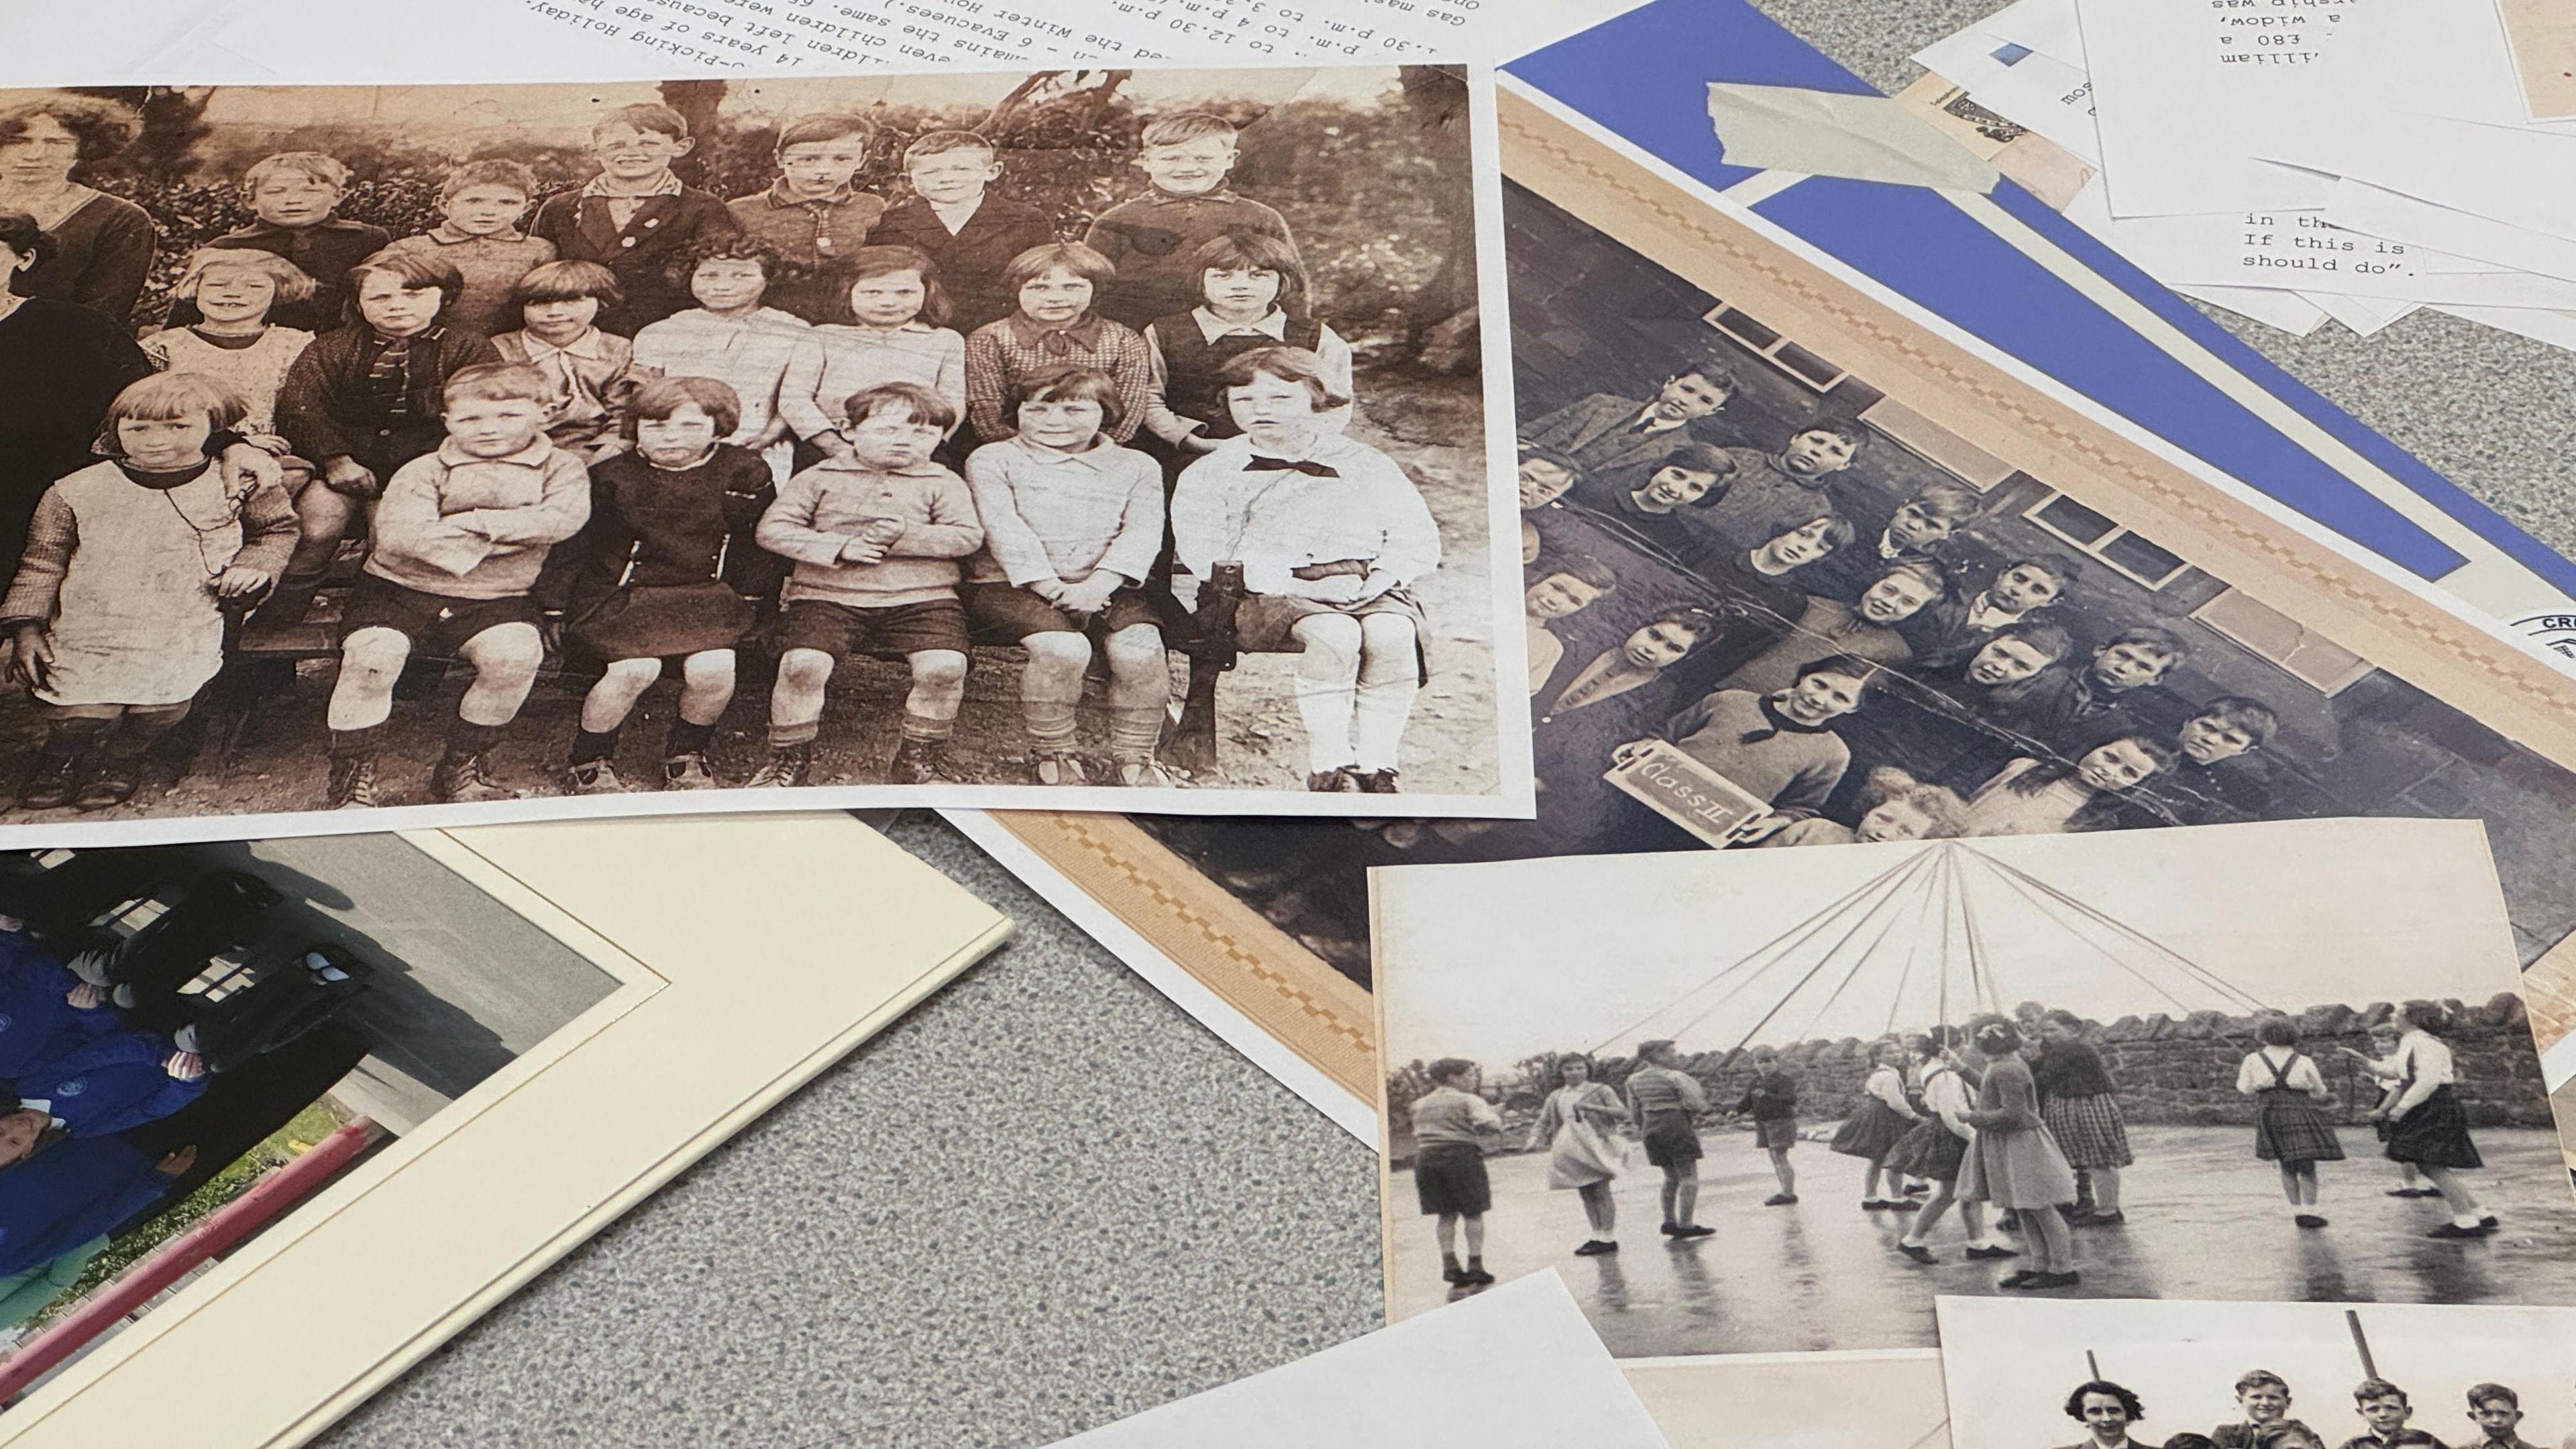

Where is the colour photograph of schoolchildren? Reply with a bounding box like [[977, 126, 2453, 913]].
[[1934, 1297, 2576, 1449], [1370, 817, 2576, 1359], [0, 835, 617, 1377], [0, 66, 1515, 838], [1114, 176, 2576, 991]]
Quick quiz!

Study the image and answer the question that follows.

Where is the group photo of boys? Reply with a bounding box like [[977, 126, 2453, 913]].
[[0, 65, 1509, 830], [1936, 1297, 2576, 1449], [1114, 178, 2576, 989]]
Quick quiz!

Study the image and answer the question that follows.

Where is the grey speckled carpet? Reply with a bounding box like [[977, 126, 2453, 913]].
[[317, 4, 2575, 1444]]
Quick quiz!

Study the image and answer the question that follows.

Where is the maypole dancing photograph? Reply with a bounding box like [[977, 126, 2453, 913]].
[[1371, 816, 2576, 1358], [1935, 1296, 2576, 1449]]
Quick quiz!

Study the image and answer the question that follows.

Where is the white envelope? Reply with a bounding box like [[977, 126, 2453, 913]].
[[2072, 0, 2355, 217], [2437, 301, 2576, 350], [2327, 174, 2576, 282]]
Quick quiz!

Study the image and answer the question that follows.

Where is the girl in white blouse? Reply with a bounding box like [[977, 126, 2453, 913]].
[[2371, 1001, 2495, 1238], [1170, 345, 1440, 794], [2234, 1015, 2343, 1228]]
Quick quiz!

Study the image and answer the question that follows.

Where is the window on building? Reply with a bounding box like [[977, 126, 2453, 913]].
[[2023, 492, 2190, 588], [1701, 304, 1849, 392], [2191, 588, 2376, 695]]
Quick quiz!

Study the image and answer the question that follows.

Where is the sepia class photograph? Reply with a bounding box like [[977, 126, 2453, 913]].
[[0, 63, 1517, 840]]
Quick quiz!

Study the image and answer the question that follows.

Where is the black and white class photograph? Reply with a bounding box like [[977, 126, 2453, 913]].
[[1116, 174, 2576, 989], [0, 833, 621, 1396], [0, 64, 1514, 839], [1372, 817, 2576, 1360], [1935, 1296, 2576, 1449]]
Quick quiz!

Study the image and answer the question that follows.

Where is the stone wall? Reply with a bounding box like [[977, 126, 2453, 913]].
[[1536, 996, 2547, 1134], [1387, 996, 2550, 1166]]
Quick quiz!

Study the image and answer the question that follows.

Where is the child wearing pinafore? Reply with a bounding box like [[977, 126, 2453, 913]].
[[2235, 1014, 2343, 1230], [543, 376, 777, 794], [2, 374, 296, 810], [1830, 1036, 1925, 1213], [140, 249, 316, 443], [1525, 1052, 1629, 1258]]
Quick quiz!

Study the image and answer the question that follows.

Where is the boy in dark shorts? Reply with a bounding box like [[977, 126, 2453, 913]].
[[325, 362, 590, 807], [751, 381, 983, 786], [1625, 1038, 1714, 1238], [961, 364, 1171, 787], [1735, 1044, 1802, 1205], [1409, 1057, 1501, 1287]]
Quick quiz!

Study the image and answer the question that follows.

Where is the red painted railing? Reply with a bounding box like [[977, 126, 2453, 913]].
[[0, 1118, 380, 1403]]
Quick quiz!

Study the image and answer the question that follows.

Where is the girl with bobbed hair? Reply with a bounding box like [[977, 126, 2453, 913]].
[[2059, 1380, 2149, 1449], [0, 93, 155, 323]]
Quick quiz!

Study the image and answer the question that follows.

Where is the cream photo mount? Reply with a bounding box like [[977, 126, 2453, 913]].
[[0, 812, 1010, 1448]]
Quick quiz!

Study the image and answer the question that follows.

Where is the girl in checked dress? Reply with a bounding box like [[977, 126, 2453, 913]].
[[2033, 1008, 2134, 1225], [2234, 1014, 2343, 1230], [2375, 1001, 2496, 1240]]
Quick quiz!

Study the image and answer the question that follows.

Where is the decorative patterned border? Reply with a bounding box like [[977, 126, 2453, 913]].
[[979, 811, 1378, 1102], [1498, 89, 2576, 755], [982, 91, 2576, 1128]]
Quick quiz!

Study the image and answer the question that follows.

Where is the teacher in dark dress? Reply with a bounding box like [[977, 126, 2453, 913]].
[[0, 211, 156, 586], [0, 94, 157, 326]]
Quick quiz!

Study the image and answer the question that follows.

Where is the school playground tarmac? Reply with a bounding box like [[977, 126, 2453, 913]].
[[1389, 1124, 2576, 1357]]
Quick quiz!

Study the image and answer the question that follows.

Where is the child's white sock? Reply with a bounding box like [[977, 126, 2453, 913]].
[[1294, 674, 1358, 773], [2452, 1212, 2482, 1228], [1351, 673, 1419, 773]]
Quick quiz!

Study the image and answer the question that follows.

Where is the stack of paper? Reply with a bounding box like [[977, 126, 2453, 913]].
[[1913, 0, 2576, 349]]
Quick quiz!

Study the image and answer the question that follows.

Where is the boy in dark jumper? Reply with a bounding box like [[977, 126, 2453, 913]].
[[168, 151, 389, 334], [529, 103, 743, 336], [867, 129, 1055, 335], [1080, 111, 1300, 331]]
